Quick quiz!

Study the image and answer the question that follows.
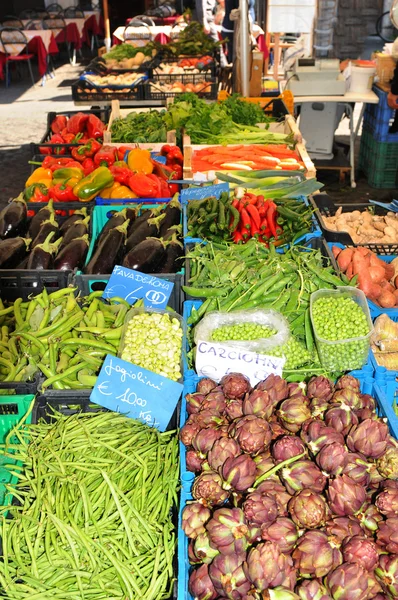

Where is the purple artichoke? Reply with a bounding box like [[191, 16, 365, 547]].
[[279, 459, 327, 495], [354, 408, 378, 422], [376, 517, 398, 553], [193, 532, 220, 564], [264, 588, 301, 600], [359, 392, 376, 411], [201, 390, 227, 415], [256, 480, 291, 516], [189, 564, 218, 600], [244, 541, 296, 591], [327, 475, 366, 517], [288, 489, 329, 529], [222, 454, 257, 492], [295, 580, 332, 600], [269, 416, 290, 439], [256, 374, 289, 404], [307, 375, 334, 401], [324, 405, 358, 436], [287, 381, 307, 398], [194, 410, 228, 430], [192, 428, 224, 457], [277, 397, 312, 433], [342, 453, 371, 487], [261, 517, 299, 553], [335, 374, 361, 392], [375, 487, 398, 517], [180, 420, 201, 447], [305, 424, 345, 456], [207, 437, 241, 473], [186, 392, 206, 415], [316, 442, 347, 476], [243, 491, 278, 526], [206, 508, 249, 556], [356, 502, 383, 536], [221, 373, 251, 400], [229, 415, 272, 455], [186, 449, 206, 473], [341, 535, 379, 571], [375, 554, 398, 600], [182, 502, 212, 539], [272, 436, 306, 463], [209, 553, 251, 600], [197, 378, 218, 395], [331, 387, 362, 410], [377, 446, 398, 480], [192, 471, 230, 506], [225, 399, 244, 421], [346, 419, 389, 459], [188, 540, 202, 565], [326, 563, 372, 600], [242, 389, 273, 420], [325, 517, 363, 544], [254, 453, 277, 481], [292, 530, 342, 578], [310, 397, 330, 419]]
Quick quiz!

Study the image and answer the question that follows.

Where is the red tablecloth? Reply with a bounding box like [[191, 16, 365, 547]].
[[0, 33, 58, 80], [81, 13, 103, 46], [55, 22, 82, 50]]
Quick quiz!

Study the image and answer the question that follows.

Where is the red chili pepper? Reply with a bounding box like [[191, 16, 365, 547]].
[[82, 158, 95, 176], [250, 224, 260, 237], [246, 204, 261, 230], [260, 216, 269, 231], [233, 229, 244, 244], [232, 199, 241, 211], [240, 194, 257, 206], [267, 203, 278, 238], [240, 207, 252, 231], [256, 195, 265, 204], [241, 225, 250, 240]]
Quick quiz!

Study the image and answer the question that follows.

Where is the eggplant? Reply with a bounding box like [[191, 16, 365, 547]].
[[0, 237, 30, 269], [0, 195, 27, 239], [16, 256, 29, 269], [162, 224, 182, 241], [60, 215, 90, 249], [96, 207, 135, 248], [59, 207, 88, 234], [85, 220, 129, 275], [125, 213, 165, 253], [122, 238, 166, 273], [26, 232, 62, 270], [126, 208, 155, 238], [54, 234, 89, 271], [31, 214, 59, 249], [158, 196, 181, 238], [158, 235, 184, 273], [28, 199, 55, 239]]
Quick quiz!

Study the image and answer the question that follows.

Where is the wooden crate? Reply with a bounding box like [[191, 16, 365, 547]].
[[183, 114, 316, 179], [103, 99, 176, 145]]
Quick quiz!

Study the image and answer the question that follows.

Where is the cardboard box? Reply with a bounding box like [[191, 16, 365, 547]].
[[249, 50, 264, 97]]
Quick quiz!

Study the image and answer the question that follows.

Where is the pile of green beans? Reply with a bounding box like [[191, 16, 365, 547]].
[[0, 407, 179, 599], [0, 288, 134, 390]]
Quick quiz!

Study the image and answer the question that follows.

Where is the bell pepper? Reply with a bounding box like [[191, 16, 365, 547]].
[[93, 146, 118, 168], [67, 112, 89, 135], [128, 173, 160, 198], [86, 114, 105, 139], [99, 182, 121, 199], [117, 146, 132, 161], [26, 168, 53, 187], [127, 148, 153, 175], [82, 158, 95, 176], [40, 156, 72, 170], [24, 183, 49, 202], [71, 139, 102, 162], [166, 146, 183, 165], [159, 178, 172, 198], [48, 182, 78, 202], [160, 144, 172, 156], [51, 115, 68, 134], [48, 133, 67, 155], [62, 132, 83, 145], [111, 185, 137, 199], [52, 168, 84, 184], [73, 167, 114, 202], [110, 163, 133, 186]]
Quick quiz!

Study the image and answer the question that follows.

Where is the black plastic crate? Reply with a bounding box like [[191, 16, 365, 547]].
[[144, 79, 218, 101], [151, 54, 217, 77], [261, 96, 289, 118], [309, 193, 398, 255], [84, 56, 155, 75], [150, 70, 216, 85], [31, 108, 110, 156], [0, 271, 74, 302], [72, 80, 145, 103], [0, 377, 40, 395]]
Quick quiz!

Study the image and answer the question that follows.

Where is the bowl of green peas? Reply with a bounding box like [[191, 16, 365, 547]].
[[310, 287, 373, 372]]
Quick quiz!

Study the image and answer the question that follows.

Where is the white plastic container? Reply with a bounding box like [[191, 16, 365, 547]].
[[349, 63, 376, 93]]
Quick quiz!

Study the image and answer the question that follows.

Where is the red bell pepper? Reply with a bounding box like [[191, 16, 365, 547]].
[[24, 183, 49, 202], [160, 144, 172, 156], [51, 115, 68, 134], [82, 158, 95, 176], [86, 114, 105, 139], [117, 146, 132, 161], [48, 133, 66, 155], [166, 147, 183, 164], [128, 173, 159, 198], [71, 139, 102, 162], [159, 178, 171, 197], [94, 146, 118, 168], [48, 182, 78, 202], [110, 164, 133, 186], [168, 182, 179, 195], [67, 112, 89, 135], [39, 156, 71, 169]]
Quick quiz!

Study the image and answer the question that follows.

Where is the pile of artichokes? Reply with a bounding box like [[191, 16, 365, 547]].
[[180, 372, 398, 600]]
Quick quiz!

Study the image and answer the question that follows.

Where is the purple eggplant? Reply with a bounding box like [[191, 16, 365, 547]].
[[158, 195, 181, 237], [31, 214, 59, 249], [0, 195, 27, 239], [59, 215, 90, 249], [59, 207, 88, 234], [0, 237, 30, 268], [29, 199, 55, 239], [26, 232, 62, 270], [122, 237, 166, 273], [96, 207, 136, 248], [158, 235, 184, 273], [54, 234, 89, 271], [125, 213, 165, 252], [85, 220, 129, 275], [162, 224, 182, 241]]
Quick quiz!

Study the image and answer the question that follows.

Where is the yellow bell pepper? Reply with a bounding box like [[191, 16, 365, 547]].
[[127, 148, 153, 175], [26, 167, 53, 187], [110, 185, 138, 199], [100, 182, 121, 199]]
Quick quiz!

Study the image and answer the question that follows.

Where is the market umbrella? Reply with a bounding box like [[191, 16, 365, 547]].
[[103, 0, 111, 51]]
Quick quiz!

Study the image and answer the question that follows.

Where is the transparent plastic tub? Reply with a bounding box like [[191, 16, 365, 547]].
[[310, 287, 373, 372], [118, 307, 184, 382]]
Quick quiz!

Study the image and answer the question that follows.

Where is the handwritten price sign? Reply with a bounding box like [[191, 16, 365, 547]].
[[90, 355, 183, 431], [103, 266, 174, 309]]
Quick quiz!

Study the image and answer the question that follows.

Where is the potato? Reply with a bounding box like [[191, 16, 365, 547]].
[[134, 52, 145, 65]]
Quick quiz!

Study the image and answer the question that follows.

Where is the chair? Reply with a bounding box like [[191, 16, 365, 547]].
[[24, 20, 43, 30], [19, 9, 37, 19], [34, 8, 50, 18], [2, 16, 24, 28], [46, 3, 63, 14], [123, 21, 152, 43], [63, 7, 85, 18], [43, 15, 74, 64], [128, 15, 155, 26], [0, 27, 35, 87]]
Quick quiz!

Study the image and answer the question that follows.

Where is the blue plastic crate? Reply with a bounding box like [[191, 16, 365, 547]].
[[369, 348, 398, 385], [182, 300, 202, 379], [326, 241, 398, 322], [373, 378, 398, 439], [362, 86, 398, 144]]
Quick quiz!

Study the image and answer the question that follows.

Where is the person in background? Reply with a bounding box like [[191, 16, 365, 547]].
[[195, 0, 228, 66], [387, 39, 398, 109], [215, 0, 225, 25]]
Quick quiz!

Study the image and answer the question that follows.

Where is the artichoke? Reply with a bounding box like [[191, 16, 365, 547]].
[[375, 554, 398, 600], [186, 449, 206, 473], [356, 502, 383, 536], [221, 373, 251, 400], [277, 397, 311, 433], [180, 420, 201, 447], [192, 428, 224, 457], [193, 532, 220, 564], [326, 563, 372, 600], [359, 392, 376, 411], [331, 387, 362, 410], [188, 564, 218, 600], [197, 378, 218, 395], [346, 419, 389, 459], [209, 552, 251, 600], [324, 405, 358, 436], [182, 502, 212, 539], [188, 540, 202, 565], [335, 374, 361, 392], [264, 588, 301, 600], [269, 415, 290, 439], [288, 489, 329, 529], [342, 453, 371, 487], [354, 408, 378, 422], [295, 580, 332, 600], [261, 517, 299, 553], [325, 517, 363, 544], [206, 508, 249, 555], [287, 381, 307, 398], [256, 480, 291, 516], [222, 454, 257, 492], [316, 442, 347, 476], [207, 437, 241, 473], [307, 375, 334, 401], [327, 475, 366, 517], [201, 390, 227, 415], [229, 415, 272, 455], [256, 374, 289, 404], [192, 471, 230, 506], [194, 409, 228, 430], [279, 459, 327, 495], [254, 453, 277, 481], [243, 491, 278, 526], [225, 399, 244, 421], [377, 446, 398, 480], [243, 389, 273, 420], [376, 517, 398, 554], [341, 535, 379, 571], [310, 397, 330, 419], [305, 424, 345, 456], [186, 392, 206, 415], [272, 436, 306, 463], [375, 487, 398, 517], [244, 541, 297, 591], [292, 530, 342, 578]]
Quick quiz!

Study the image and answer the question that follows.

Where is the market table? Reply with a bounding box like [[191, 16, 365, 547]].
[[0, 29, 58, 81], [292, 90, 379, 188]]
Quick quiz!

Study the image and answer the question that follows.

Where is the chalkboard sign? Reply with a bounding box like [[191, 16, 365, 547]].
[[103, 265, 174, 309]]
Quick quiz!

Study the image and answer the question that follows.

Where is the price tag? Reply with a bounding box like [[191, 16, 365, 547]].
[[90, 355, 183, 432], [195, 340, 286, 386], [103, 265, 174, 309]]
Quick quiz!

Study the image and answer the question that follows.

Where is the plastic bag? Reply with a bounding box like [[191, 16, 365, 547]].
[[194, 309, 290, 354]]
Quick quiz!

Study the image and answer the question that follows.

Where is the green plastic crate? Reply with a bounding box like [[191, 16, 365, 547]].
[[0, 394, 35, 507], [359, 128, 398, 189]]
